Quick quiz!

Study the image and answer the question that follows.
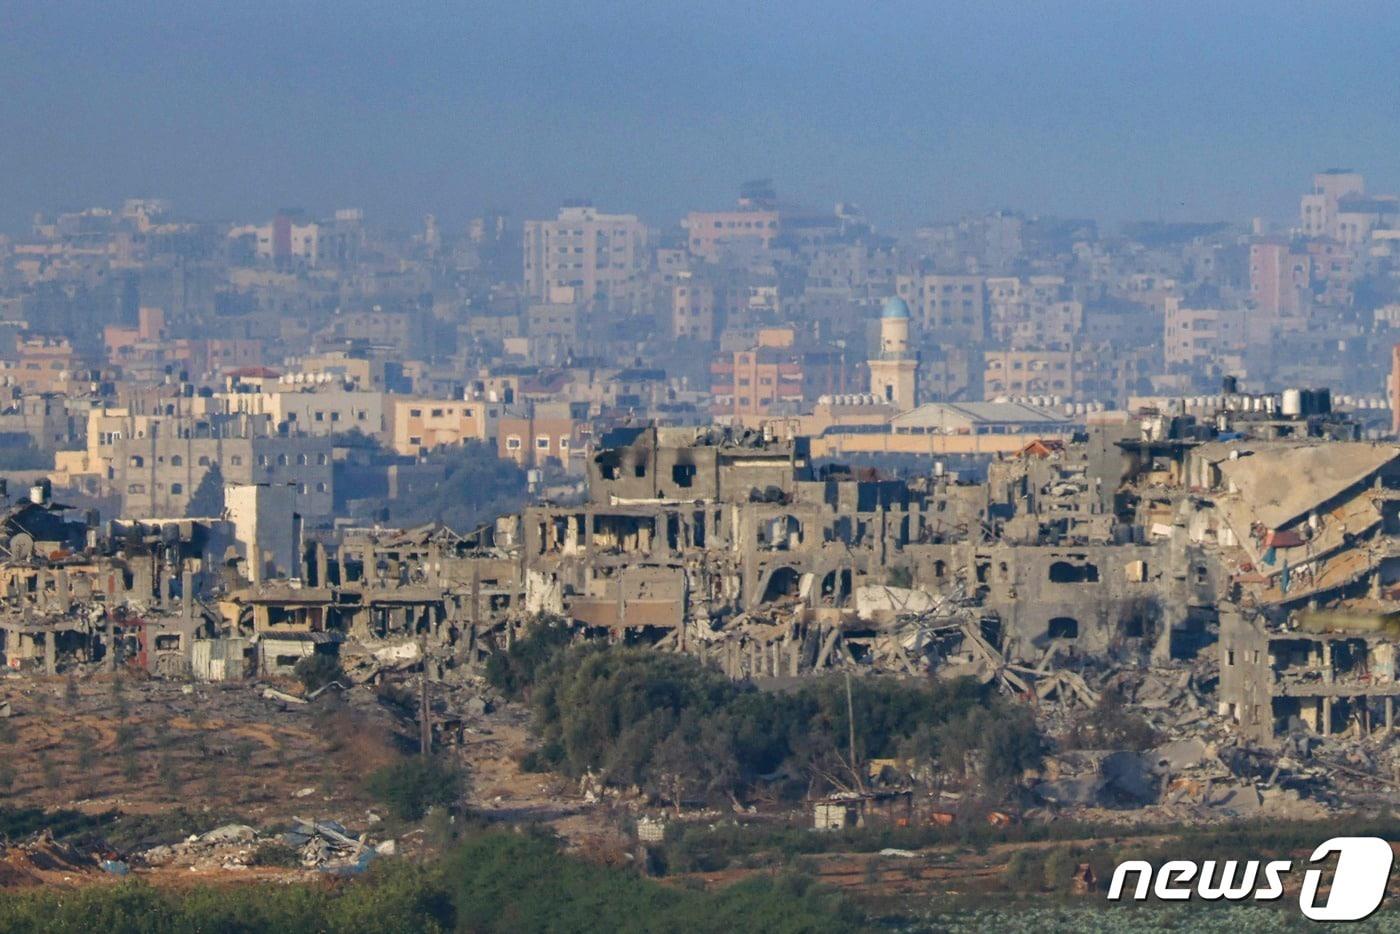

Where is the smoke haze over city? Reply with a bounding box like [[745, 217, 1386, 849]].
[[4, 1, 1400, 231]]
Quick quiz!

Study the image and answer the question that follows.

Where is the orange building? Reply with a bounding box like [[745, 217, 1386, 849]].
[[1, 335, 82, 394], [391, 398, 500, 456], [685, 209, 779, 261], [497, 411, 584, 470], [103, 306, 166, 361], [710, 329, 805, 419]]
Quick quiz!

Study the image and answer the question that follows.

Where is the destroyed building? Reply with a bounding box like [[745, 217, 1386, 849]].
[[17, 385, 1400, 764], [0, 482, 224, 675]]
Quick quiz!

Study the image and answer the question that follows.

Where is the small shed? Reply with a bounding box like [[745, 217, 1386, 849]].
[[812, 790, 914, 830], [191, 637, 253, 681]]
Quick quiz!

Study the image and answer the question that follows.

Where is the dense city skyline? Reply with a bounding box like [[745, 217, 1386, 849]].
[[4, 1, 1400, 233], [6, 6, 1400, 926]]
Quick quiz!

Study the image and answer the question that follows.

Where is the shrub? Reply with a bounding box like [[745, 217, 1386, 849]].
[[38, 753, 61, 790], [1042, 846, 1079, 893], [0, 829, 861, 933], [1064, 689, 1160, 752], [294, 653, 345, 693], [484, 617, 574, 699], [157, 756, 182, 796], [527, 644, 1041, 807], [1004, 849, 1046, 892], [250, 841, 301, 868], [365, 756, 464, 821]]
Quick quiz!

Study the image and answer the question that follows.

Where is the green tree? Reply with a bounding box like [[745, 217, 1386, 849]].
[[484, 616, 575, 699], [525, 643, 1040, 806], [365, 756, 465, 821], [932, 702, 1042, 795]]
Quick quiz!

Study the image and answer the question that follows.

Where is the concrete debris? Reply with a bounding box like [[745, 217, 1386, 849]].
[[1151, 738, 1210, 772], [854, 586, 938, 619], [7, 414, 1400, 828], [261, 687, 308, 705], [197, 824, 258, 845], [134, 818, 391, 874]]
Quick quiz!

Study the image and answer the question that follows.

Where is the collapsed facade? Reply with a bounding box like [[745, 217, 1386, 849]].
[[0, 480, 220, 676], [11, 387, 1400, 758]]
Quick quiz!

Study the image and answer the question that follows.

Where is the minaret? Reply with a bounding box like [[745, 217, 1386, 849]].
[[868, 297, 919, 410]]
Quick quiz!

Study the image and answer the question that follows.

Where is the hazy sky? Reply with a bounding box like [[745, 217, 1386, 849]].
[[2, 1, 1398, 234]]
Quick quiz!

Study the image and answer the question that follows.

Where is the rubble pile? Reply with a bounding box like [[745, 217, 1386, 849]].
[[1022, 658, 1365, 822], [0, 833, 102, 886], [137, 819, 394, 874]]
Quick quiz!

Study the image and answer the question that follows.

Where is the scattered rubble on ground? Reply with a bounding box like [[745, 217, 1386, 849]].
[[7, 412, 1400, 878]]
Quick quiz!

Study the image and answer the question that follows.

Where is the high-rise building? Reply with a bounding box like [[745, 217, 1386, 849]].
[[1249, 241, 1310, 330], [672, 273, 716, 341], [522, 205, 649, 310]]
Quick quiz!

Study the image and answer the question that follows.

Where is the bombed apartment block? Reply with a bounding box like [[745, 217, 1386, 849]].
[[1220, 609, 1400, 746], [0, 483, 226, 675], [31, 390, 1400, 731]]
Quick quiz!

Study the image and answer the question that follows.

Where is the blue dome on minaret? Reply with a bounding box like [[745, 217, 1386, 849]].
[[881, 297, 911, 320]]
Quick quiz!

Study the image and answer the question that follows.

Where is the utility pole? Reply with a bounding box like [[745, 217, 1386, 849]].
[[845, 670, 863, 792], [419, 627, 431, 757]]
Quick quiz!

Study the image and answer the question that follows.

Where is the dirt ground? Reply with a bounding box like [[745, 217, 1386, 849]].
[[3, 672, 1134, 898], [0, 673, 395, 825], [0, 669, 626, 887]]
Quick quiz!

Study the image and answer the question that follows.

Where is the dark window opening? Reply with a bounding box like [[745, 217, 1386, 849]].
[[1048, 617, 1079, 639], [760, 567, 801, 603], [1049, 561, 1099, 583]]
